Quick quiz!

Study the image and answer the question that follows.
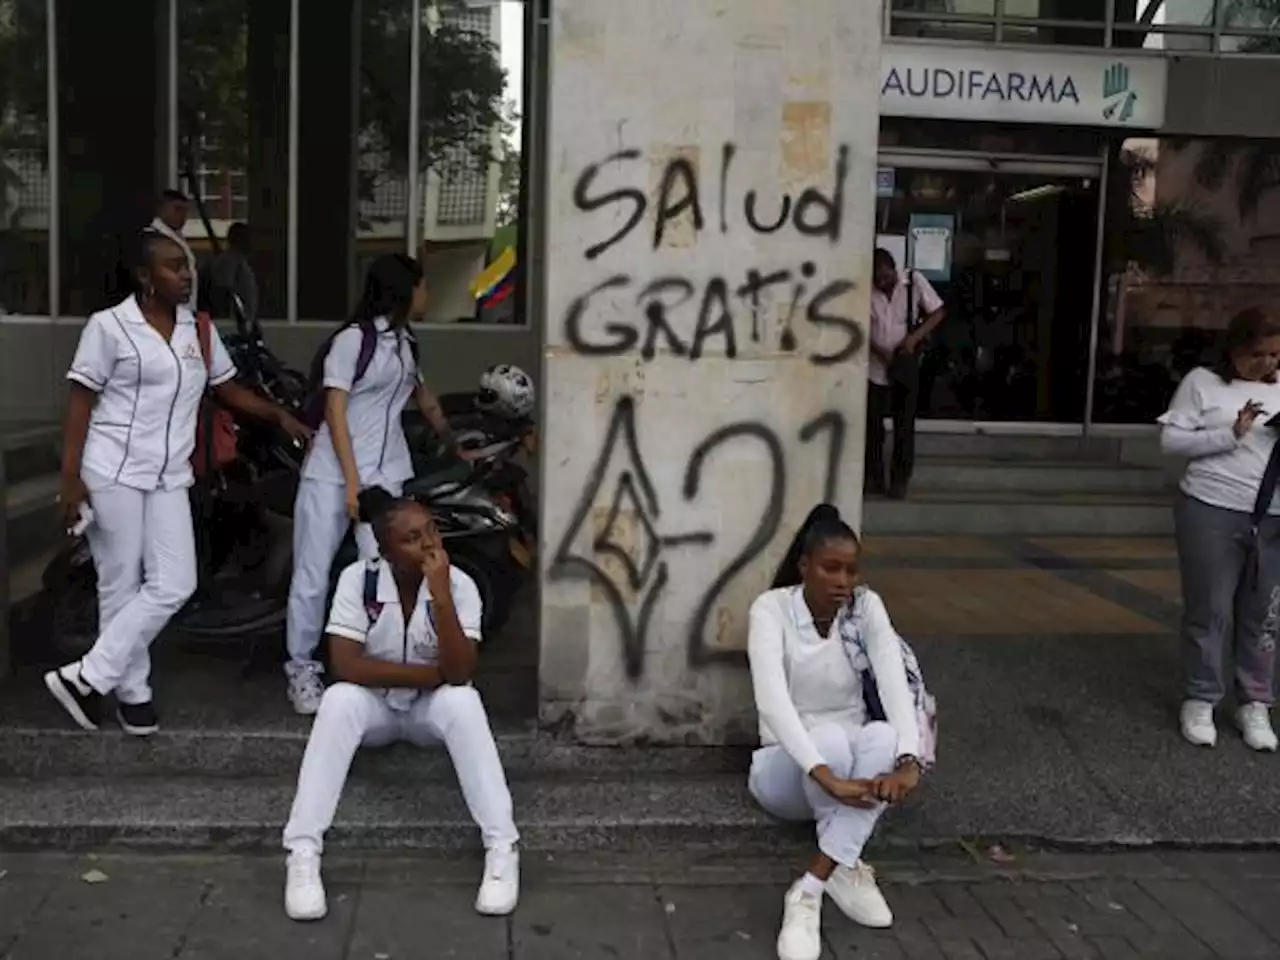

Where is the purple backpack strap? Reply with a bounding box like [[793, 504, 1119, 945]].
[[363, 562, 383, 625], [352, 319, 379, 386]]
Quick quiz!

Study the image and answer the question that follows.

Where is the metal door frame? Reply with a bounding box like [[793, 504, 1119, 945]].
[[876, 146, 1115, 437]]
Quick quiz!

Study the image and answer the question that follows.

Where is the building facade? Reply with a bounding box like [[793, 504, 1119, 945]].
[[4, 1, 1280, 741]]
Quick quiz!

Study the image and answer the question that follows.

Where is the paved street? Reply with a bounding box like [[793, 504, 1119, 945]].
[[3, 849, 1280, 959]]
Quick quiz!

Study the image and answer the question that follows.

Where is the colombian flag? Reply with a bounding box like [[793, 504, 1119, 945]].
[[471, 245, 516, 309]]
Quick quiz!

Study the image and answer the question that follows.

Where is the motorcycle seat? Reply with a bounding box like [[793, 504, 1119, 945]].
[[404, 460, 473, 500]]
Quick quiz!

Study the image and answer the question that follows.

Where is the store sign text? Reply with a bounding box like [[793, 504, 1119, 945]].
[[882, 67, 1079, 106]]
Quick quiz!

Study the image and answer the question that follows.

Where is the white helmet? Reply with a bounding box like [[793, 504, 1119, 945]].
[[476, 364, 535, 419]]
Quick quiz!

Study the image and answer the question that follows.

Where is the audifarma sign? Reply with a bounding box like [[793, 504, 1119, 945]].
[[881, 43, 1168, 129]]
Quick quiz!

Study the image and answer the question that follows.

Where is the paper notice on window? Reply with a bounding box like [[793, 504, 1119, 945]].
[[910, 227, 950, 274]]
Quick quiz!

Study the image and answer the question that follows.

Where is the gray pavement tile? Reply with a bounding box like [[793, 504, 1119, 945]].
[[1193, 874, 1280, 942], [0, 853, 70, 953], [173, 855, 363, 959], [4, 858, 208, 960], [1087, 938, 1140, 960], [512, 884, 672, 960], [1137, 878, 1277, 958], [660, 883, 790, 960], [351, 864, 507, 960]]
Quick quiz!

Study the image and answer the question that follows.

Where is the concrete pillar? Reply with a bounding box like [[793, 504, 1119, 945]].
[[538, 0, 880, 744]]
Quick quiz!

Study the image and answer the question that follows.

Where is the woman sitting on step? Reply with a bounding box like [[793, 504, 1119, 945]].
[[281, 487, 519, 922], [748, 504, 924, 960]]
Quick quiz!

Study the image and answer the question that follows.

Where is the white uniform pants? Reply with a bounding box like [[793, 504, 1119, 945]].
[[285, 478, 398, 667], [282, 682, 519, 854], [748, 721, 898, 867], [79, 471, 197, 703]]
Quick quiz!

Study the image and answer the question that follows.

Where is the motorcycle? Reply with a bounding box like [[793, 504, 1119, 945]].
[[39, 316, 534, 660], [41, 300, 310, 660]]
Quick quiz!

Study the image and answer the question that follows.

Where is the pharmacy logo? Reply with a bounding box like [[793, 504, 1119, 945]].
[[1102, 62, 1137, 123]]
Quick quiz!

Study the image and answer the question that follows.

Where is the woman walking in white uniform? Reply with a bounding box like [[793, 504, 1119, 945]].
[[45, 229, 311, 736], [748, 505, 923, 960], [285, 254, 455, 713], [1161, 307, 1280, 752], [282, 488, 519, 922]]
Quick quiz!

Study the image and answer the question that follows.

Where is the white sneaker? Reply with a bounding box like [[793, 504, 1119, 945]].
[[1180, 700, 1217, 748], [776, 880, 823, 960], [1237, 703, 1279, 752], [286, 664, 325, 716], [284, 849, 327, 921], [475, 847, 519, 916], [826, 860, 893, 928]]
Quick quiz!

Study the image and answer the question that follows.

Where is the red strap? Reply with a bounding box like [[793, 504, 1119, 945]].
[[195, 312, 214, 373]]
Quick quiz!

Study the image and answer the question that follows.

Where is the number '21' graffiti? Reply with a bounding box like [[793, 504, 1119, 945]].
[[549, 396, 847, 681]]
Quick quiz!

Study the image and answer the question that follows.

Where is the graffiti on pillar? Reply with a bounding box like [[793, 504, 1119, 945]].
[[550, 396, 848, 681], [551, 141, 861, 681], [563, 144, 863, 365]]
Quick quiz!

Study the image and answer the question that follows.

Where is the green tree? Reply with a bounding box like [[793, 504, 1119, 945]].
[[0, 0, 48, 210], [1116, 145, 1226, 276], [176, 0, 508, 213]]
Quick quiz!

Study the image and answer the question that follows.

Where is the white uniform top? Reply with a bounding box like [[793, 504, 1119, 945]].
[[301, 317, 422, 488], [66, 294, 237, 492], [747, 585, 919, 774], [326, 558, 484, 711], [868, 270, 944, 387], [1159, 366, 1280, 516], [149, 218, 199, 309]]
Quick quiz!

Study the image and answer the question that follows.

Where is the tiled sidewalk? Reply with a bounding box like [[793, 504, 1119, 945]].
[[2, 849, 1278, 959], [864, 537, 1180, 639]]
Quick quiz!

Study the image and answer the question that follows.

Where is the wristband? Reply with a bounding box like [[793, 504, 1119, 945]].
[[894, 754, 920, 771]]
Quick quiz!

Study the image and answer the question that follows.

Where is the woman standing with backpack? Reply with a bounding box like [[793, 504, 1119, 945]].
[[748, 504, 930, 960], [285, 254, 456, 714]]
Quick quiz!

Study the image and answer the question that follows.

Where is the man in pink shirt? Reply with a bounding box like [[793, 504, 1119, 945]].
[[866, 249, 946, 499]]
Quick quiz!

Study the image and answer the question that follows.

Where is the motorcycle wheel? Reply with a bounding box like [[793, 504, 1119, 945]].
[[50, 575, 100, 661], [447, 547, 517, 634]]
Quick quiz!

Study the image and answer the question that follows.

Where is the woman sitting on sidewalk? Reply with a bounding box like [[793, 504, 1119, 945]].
[[747, 505, 924, 960], [281, 488, 519, 922], [1161, 306, 1280, 752]]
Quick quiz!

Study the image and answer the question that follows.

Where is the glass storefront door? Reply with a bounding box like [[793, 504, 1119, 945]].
[[876, 153, 1103, 424]]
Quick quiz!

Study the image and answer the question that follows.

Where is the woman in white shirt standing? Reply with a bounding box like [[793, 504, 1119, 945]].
[[1160, 307, 1280, 752], [748, 505, 922, 960], [281, 488, 518, 922], [45, 229, 310, 736], [285, 254, 456, 714]]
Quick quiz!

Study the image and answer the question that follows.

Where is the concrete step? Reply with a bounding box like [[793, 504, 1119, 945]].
[[0, 773, 816, 854], [911, 458, 1172, 495], [0, 726, 750, 782], [4, 473, 61, 569], [862, 490, 1173, 537], [910, 433, 1125, 461]]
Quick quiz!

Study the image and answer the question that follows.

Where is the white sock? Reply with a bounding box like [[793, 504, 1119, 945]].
[[797, 873, 826, 896]]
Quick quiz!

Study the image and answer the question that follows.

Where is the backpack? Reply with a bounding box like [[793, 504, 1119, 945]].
[[192, 312, 238, 478], [299, 319, 421, 429], [838, 586, 938, 768]]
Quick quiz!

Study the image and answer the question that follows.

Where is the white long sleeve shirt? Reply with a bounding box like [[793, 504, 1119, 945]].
[[1158, 366, 1280, 515], [747, 585, 919, 773]]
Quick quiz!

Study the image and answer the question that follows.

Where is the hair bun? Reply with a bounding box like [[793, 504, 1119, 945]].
[[357, 486, 396, 523]]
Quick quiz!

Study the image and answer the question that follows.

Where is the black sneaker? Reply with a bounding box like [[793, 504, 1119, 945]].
[[116, 701, 160, 737], [43, 664, 103, 731]]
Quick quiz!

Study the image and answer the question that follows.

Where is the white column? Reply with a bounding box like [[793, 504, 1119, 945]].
[[538, 0, 881, 743]]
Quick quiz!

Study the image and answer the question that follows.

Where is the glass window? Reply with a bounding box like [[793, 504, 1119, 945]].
[[296, 0, 522, 326], [1220, 0, 1280, 53], [890, 0, 997, 42], [1093, 137, 1280, 423], [179, 0, 290, 320], [0, 0, 51, 316]]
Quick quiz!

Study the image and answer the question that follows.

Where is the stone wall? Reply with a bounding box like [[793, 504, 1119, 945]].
[[538, 0, 881, 743]]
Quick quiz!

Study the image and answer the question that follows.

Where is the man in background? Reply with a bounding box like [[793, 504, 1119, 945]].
[[149, 189, 198, 308], [208, 222, 259, 325], [865, 248, 946, 500]]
